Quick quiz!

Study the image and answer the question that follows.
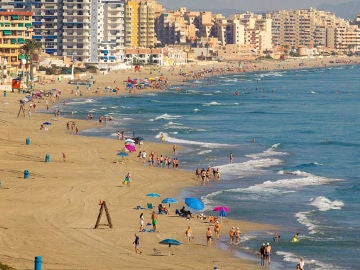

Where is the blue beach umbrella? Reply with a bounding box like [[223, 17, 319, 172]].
[[162, 197, 177, 204], [42, 121, 52, 125], [184, 197, 204, 211], [219, 208, 227, 218], [146, 193, 160, 198], [159, 238, 182, 246], [159, 238, 182, 255], [117, 151, 128, 157]]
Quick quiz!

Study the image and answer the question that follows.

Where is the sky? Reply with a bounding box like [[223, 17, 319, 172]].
[[157, 0, 352, 12]]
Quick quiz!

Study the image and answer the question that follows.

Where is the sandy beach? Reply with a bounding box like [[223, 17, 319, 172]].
[[0, 56, 358, 270]]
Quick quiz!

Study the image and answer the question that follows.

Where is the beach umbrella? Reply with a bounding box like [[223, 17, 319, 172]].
[[184, 197, 204, 211], [146, 193, 160, 198], [125, 144, 136, 152], [125, 138, 135, 143], [213, 206, 230, 213], [43, 121, 52, 125], [117, 151, 128, 157], [159, 238, 182, 255], [162, 197, 177, 204]]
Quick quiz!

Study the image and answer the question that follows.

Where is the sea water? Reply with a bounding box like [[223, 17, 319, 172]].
[[58, 64, 360, 269]]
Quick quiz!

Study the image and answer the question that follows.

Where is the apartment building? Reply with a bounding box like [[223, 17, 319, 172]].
[[271, 8, 360, 53], [124, 0, 155, 48], [0, 11, 33, 81], [156, 11, 191, 45], [97, 0, 125, 67]]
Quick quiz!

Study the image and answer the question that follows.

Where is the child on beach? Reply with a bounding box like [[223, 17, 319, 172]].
[[185, 226, 193, 244], [123, 172, 131, 186]]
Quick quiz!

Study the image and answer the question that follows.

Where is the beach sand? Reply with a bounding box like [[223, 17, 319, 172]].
[[0, 56, 358, 270]]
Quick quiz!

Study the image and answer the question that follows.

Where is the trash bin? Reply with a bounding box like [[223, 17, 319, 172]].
[[34, 256, 42, 270], [24, 170, 30, 179], [26, 138, 30, 145], [45, 154, 50, 162], [3, 91, 6, 97]]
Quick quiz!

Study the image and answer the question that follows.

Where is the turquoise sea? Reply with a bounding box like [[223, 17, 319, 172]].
[[58, 64, 360, 269]]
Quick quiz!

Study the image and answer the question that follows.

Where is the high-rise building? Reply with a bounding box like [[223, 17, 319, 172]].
[[96, 0, 125, 67], [124, 0, 155, 48], [0, 11, 33, 79], [2, 0, 127, 64]]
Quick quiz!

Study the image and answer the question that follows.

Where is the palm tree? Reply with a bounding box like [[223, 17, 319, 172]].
[[20, 39, 42, 87]]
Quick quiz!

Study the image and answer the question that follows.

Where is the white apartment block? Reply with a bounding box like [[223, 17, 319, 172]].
[[223, 13, 272, 53], [96, 0, 125, 68]]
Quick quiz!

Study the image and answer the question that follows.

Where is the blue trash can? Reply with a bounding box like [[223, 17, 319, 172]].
[[45, 154, 50, 163], [34, 256, 42, 270], [24, 170, 30, 179], [26, 138, 30, 145], [3, 91, 6, 97]]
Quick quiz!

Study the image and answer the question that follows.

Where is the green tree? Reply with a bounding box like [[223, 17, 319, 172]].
[[20, 39, 42, 86]]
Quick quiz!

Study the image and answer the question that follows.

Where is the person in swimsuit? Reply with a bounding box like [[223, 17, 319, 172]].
[[139, 213, 144, 232], [265, 242, 272, 264], [206, 227, 213, 247], [133, 233, 142, 254], [214, 221, 221, 239], [185, 226, 193, 244], [151, 211, 158, 232]]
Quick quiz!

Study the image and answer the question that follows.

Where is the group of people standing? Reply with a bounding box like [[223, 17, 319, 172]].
[[195, 167, 220, 184]]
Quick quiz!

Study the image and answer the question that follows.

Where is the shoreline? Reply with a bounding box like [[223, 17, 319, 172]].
[[1, 56, 359, 269]]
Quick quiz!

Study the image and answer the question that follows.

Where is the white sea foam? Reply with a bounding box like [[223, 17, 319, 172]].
[[151, 99, 161, 103], [277, 251, 340, 270], [66, 98, 95, 105], [276, 250, 299, 263], [154, 113, 182, 120], [252, 171, 338, 190], [164, 122, 190, 130], [257, 71, 285, 78], [155, 132, 230, 148], [198, 150, 212, 155], [309, 196, 344, 212], [295, 210, 319, 234], [202, 101, 222, 106], [245, 143, 288, 159], [193, 108, 200, 112]]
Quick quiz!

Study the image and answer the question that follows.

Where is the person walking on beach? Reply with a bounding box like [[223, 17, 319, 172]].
[[235, 227, 242, 244], [185, 226, 193, 244], [161, 133, 165, 143], [259, 243, 266, 266], [139, 213, 144, 232], [206, 227, 213, 247], [229, 227, 236, 244], [151, 211, 158, 232], [133, 233, 142, 254], [265, 242, 272, 265], [229, 153, 233, 164], [214, 220, 220, 239], [172, 144, 176, 155]]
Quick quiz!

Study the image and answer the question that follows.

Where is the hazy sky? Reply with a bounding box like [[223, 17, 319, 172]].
[[157, 0, 352, 11]]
